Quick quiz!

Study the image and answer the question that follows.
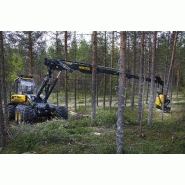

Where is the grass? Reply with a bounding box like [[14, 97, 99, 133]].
[[2, 93, 185, 154]]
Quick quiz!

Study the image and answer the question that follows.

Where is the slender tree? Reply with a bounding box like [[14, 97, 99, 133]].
[[116, 31, 126, 154], [0, 31, 6, 147], [64, 31, 68, 109], [28, 31, 34, 76], [131, 32, 136, 109], [165, 31, 178, 95], [74, 31, 77, 111], [91, 31, 97, 125], [148, 32, 157, 125], [56, 31, 59, 106], [103, 31, 107, 110], [0, 32, 9, 127], [138, 31, 145, 130], [145, 34, 152, 104], [110, 31, 114, 110]]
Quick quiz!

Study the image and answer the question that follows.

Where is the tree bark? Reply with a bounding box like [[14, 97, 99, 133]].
[[103, 31, 107, 110], [91, 31, 97, 125], [64, 31, 68, 109], [145, 35, 151, 104], [110, 31, 114, 110], [0, 31, 6, 147], [165, 31, 178, 95], [116, 31, 126, 154], [28, 31, 34, 77], [74, 31, 77, 111], [0, 31, 9, 127], [138, 31, 145, 129], [56, 31, 59, 106], [148, 31, 157, 125], [131, 32, 136, 109]]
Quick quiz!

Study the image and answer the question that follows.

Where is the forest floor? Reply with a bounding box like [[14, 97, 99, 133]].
[[2, 93, 185, 154]]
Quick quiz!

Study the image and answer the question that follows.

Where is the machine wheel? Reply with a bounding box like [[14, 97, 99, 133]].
[[55, 106, 68, 120], [7, 105, 16, 120], [15, 105, 35, 124]]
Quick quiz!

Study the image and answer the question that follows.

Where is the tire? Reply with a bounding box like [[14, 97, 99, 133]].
[[15, 105, 36, 124], [7, 105, 16, 121], [55, 106, 68, 120]]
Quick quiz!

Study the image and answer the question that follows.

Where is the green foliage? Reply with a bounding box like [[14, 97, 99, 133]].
[[47, 45, 56, 59], [8, 53, 24, 83], [9, 121, 71, 153], [65, 117, 91, 129], [93, 110, 117, 127]]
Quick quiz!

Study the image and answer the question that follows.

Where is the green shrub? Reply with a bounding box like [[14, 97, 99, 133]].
[[94, 110, 117, 127], [65, 117, 91, 129], [10, 121, 72, 153]]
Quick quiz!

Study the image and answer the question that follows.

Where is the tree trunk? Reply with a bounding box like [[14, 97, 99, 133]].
[[74, 31, 77, 111], [131, 32, 136, 109], [0, 31, 6, 147], [176, 66, 180, 100], [28, 31, 34, 77], [56, 31, 59, 106], [145, 36, 151, 104], [110, 31, 114, 110], [162, 32, 170, 121], [103, 31, 107, 110], [148, 31, 157, 125], [96, 76, 98, 106], [116, 31, 126, 154], [165, 31, 178, 95], [138, 31, 145, 130], [91, 31, 97, 125], [84, 77, 87, 111], [0, 31, 9, 127], [64, 31, 68, 109]]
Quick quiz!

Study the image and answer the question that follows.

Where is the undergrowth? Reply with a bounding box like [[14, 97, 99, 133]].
[[2, 103, 185, 154]]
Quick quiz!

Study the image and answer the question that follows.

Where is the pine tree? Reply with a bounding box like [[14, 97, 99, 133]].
[[148, 31, 157, 125], [116, 31, 126, 154], [138, 31, 145, 130], [131, 31, 136, 109], [64, 31, 68, 109], [165, 31, 178, 95], [28, 31, 34, 76], [103, 31, 107, 110], [91, 31, 97, 125], [110, 31, 114, 110], [0, 31, 6, 147]]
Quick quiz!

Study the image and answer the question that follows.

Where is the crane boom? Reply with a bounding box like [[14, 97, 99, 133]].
[[44, 58, 164, 90]]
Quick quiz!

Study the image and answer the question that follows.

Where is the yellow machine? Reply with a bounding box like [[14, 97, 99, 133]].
[[8, 58, 171, 124], [155, 93, 171, 112], [8, 74, 68, 124]]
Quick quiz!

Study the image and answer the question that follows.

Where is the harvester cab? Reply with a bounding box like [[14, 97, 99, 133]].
[[14, 75, 36, 95]]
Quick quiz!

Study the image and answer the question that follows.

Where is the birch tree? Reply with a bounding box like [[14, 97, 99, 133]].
[[116, 31, 126, 154]]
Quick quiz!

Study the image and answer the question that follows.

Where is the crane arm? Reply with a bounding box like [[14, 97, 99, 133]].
[[34, 58, 164, 103]]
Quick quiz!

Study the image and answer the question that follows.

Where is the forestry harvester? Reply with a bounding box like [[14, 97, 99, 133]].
[[7, 58, 170, 124]]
